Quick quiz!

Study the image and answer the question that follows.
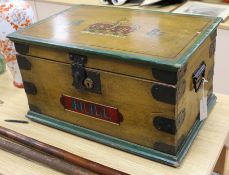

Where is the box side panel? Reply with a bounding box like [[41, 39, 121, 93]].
[[19, 55, 177, 153], [174, 33, 216, 151]]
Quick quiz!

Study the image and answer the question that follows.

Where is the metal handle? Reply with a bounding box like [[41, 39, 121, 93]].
[[192, 62, 206, 92]]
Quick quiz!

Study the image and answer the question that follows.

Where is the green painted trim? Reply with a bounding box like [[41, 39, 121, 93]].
[[7, 5, 222, 71], [26, 94, 216, 167], [177, 17, 222, 65]]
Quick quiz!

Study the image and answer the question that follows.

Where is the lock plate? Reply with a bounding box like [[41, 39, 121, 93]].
[[84, 70, 101, 94], [70, 53, 101, 94]]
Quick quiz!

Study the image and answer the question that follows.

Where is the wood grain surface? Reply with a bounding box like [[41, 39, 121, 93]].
[[9, 5, 214, 60], [0, 68, 229, 175], [0, 137, 98, 175], [0, 127, 127, 175], [20, 55, 175, 148], [17, 34, 214, 152]]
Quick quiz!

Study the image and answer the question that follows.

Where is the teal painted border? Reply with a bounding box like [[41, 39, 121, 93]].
[[7, 5, 222, 71], [26, 94, 216, 167]]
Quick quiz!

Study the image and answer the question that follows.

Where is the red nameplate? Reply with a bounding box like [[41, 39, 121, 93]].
[[60, 95, 122, 124]]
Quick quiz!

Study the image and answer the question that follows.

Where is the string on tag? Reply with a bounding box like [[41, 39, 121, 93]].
[[202, 77, 208, 97]]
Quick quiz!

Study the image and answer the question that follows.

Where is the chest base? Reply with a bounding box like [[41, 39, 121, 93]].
[[26, 94, 216, 167]]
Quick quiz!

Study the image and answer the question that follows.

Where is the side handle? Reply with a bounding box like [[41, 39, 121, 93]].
[[192, 62, 206, 92]]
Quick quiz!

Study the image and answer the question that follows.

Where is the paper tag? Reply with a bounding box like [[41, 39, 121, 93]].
[[200, 96, 208, 121], [199, 78, 208, 121]]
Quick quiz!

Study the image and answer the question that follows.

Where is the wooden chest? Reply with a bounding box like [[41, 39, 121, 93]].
[[8, 5, 221, 166]]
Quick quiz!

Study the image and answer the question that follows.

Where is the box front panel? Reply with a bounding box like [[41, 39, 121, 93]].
[[19, 55, 177, 152]]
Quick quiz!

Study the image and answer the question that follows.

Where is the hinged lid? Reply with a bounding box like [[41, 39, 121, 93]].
[[8, 5, 221, 71]]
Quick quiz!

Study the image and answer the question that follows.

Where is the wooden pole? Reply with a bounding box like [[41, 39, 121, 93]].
[[0, 126, 128, 175], [0, 137, 98, 175]]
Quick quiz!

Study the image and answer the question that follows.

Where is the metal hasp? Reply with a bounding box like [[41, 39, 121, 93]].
[[192, 62, 206, 92], [69, 53, 101, 94]]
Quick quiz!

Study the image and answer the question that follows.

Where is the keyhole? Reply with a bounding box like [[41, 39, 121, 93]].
[[83, 78, 94, 89]]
